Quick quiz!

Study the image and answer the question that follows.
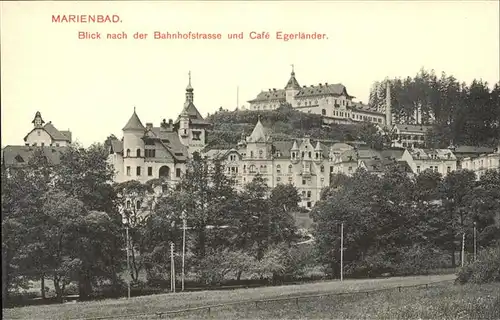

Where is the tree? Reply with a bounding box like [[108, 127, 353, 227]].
[[52, 143, 123, 300], [113, 180, 155, 282]]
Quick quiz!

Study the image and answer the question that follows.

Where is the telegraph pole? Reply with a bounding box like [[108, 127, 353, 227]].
[[461, 233, 465, 267], [473, 222, 477, 262], [340, 223, 344, 281], [170, 242, 176, 292], [125, 225, 131, 299], [181, 211, 186, 291]]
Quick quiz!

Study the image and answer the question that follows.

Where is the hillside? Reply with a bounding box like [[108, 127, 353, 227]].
[[205, 104, 376, 149]]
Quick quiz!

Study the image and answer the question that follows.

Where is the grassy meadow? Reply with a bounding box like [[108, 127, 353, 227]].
[[2, 274, 461, 320]]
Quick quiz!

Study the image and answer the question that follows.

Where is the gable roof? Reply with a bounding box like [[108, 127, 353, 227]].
[[175, 102, 211, 126], [247, 119, 270, 143], [144, 126, 189, 162], [248, 89, 286, 103], [2, 145, 66, 168], [285, 72, 301, 90], [23, 122, 72, 142], [295, 83, 354, 99], [393, 124, 433, 134]]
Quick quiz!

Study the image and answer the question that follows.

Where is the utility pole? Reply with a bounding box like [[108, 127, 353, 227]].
[[473, 222, 477, 262], [181, 211, 186, 292], [461, 233, 465, 267], [170, 242, 176, 292], [125, 225, 131, 299], [340, 223, 344, 281]]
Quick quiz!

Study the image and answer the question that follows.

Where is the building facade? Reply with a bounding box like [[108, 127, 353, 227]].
[[247, 66, 390, 127], [460, 145, 500, 179], [107, 73, 210, 187]]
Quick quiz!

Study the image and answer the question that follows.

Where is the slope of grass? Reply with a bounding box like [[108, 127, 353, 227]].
[[169, 282, 500, 320], [3, 274, 454, 320]]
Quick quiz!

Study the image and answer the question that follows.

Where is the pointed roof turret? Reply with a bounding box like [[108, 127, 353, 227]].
[[247, 116, 269, 143], [32, 111, 45, 127], [291, 140, 299, 150], [122, 107, 145, 131], [315, 141, 323, 150], [285, 64, 301, 90]]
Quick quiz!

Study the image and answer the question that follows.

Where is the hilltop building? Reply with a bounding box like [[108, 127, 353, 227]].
[[247, 66, 389, 127]]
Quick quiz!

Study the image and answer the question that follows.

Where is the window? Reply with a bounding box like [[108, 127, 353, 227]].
[[348, 166, 353, 172], [136, 200, 142, 210], [145, 149, 156, 158], [330, 166, 334, 173], [307, 191, 311, 198], [288, 177, 293, 182], [276, 164, 281, 174], [417, 166, 421, 174], [136, 166, 141, 176], [447, 166, 451, 173], [33, 143, 37, 146], [126, 200, 131, 209], [41, 143, 45, 146], [126, 149, 131, 157], [288, 164, 293, 173], [37, 131, 41, 136], [277, 177, 281, 182], [137, 149, 141, 157], [320, 165, 325, 173], [56, 143, 60, 147], [308, 152, 311, 158], [148, 167, 153, 176], [176, 168, 181, 178], [301, 152, 305, 158], [250, 151, 254, 158], [321, 109, 326, 115], [302, 191, 306, 197], [302, 179, 306, 185], [162, 185, 168, 193], [259, 150, 263, 158], [126, 166, 131, 176], [249, 165, 256, 173], [192, 131, 201, 141], [307, 201, 312, 208]]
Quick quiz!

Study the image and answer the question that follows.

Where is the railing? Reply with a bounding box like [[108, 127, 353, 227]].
[[75, 278, 454, 320]]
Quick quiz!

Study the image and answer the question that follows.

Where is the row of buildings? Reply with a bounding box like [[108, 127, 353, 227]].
[[2, 70, 499, 209]]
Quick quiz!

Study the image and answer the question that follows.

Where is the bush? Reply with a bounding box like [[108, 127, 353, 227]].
[[456, 246, 500, 284], [196, 249, 255, 286]]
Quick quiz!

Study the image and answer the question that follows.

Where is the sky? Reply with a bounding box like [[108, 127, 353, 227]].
[[1, 1, 499, 147]]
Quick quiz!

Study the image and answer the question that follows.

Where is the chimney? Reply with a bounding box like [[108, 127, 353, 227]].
[[168, 119, 173, 125], [319, 83, 322, 87], [325, 82, 328, 85], [146, 123, 153, 130]]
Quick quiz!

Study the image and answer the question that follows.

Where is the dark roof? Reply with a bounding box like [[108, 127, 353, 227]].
[[285, 72, 301, 90], [295, 83, 354, 99], [123, 111, 145, 131], [2, 145, 67, 168], [110, 139, 123, 154], [351, 103, 384, 115], [23, 122, 72, 142], [175, 102, 210, 126], [453, 146, 494, 155], [248, 89, 286, 103], [144, 127, 189, 162]]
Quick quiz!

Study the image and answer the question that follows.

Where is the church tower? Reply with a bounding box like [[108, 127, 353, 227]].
[[32, 111, 45, 128], [385, 81, 393, 129], [285, 64, 301, 107], [175, 71, 211, 156]]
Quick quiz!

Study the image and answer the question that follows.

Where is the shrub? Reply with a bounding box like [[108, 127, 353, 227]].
[[196, 249, 255, 285], [456, 245, 500, 284]]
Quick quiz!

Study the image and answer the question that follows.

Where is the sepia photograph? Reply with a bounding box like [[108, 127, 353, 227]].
[[1, 1, 499, 319]]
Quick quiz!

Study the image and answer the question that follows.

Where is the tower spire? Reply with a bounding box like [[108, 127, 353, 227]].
[[291, 64, 295, 75], [185, 71, 194, 105]]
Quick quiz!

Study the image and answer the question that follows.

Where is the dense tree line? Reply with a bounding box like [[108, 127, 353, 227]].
[[2, 144, 123, 302], [2, 149, 306, 302], [205, 104, 372, 149], [312, 168, 500, 278], [369, 68, 500, 147]]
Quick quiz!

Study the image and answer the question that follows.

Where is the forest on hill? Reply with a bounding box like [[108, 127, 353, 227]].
[[205, 68, 500, 150]]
